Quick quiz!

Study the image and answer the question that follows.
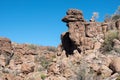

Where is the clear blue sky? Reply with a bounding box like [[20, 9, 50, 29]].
[[0, 0, 120, 47]]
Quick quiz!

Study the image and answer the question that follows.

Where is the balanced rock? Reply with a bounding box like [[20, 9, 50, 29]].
[[62, 9, 84, 22]]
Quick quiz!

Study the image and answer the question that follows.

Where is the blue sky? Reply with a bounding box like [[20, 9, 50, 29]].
[[0, 0, 120, 47]]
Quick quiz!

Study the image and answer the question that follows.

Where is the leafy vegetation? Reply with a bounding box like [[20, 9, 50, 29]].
[[74, 60, 97, 80], [104, 14, 112, 22], [112, 6, 120, 20], [28, 44, 38, 50], [34, 55, 53, 71], [41, 74, 46, 80], [102, 30, 118, 52], [112, 14, 120, 20], [116, 76, 120, 80], [47, 46, 57, 52]]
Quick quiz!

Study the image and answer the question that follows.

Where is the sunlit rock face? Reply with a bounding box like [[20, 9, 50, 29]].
[[61, 9, 105, 55]]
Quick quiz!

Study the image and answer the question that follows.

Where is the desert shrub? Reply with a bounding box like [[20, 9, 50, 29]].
[[2, 68, 9, 73], [116, 76, 120, 80], [112, 14, 120, 20], [12, 54, 21, 60], [41, 74, 46, 80], [102, 30, 118, 52], [104, 14, 112, 22], [112, 6, 120, 20], [114, 47, 120, 53], [74, 60, 97, 80], [47, 46, 57, 52], [40, 57, 49, 69], [66, 58, 95, 80], [28, 44, 38, 50], [34, 55, 52, 70]]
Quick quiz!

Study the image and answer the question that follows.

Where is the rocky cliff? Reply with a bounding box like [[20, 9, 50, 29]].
[[1, 9, 120, 80], [61, 9, 114, 55]]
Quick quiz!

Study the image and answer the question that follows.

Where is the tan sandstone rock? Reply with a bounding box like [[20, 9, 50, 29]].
[[111, 57, 120, 73], [21, 63, 34, 74]]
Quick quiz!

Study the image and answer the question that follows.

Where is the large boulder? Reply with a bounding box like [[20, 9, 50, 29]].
[[110, 57, 120, 73], [62, 9, 84, 22], [113, 39, 120, 53], [21, 63, 35, 74], [98, 65, 113, 78]]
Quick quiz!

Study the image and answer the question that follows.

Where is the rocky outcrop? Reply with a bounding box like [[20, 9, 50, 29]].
[[0, 37, 57, 80], [1, 9, 120, 80], [59, 9, 120, 80], [62, 9, 84, 22], [61, 9, 105, 55], [61, 9, 120, 56]]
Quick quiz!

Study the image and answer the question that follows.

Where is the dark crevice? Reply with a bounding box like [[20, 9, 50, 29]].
[[109, 63, 116, 75], [61, 32, 80, 57]]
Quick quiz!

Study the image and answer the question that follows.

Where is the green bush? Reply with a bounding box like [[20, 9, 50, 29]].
[[75, 60, 96, 80], [116, 76, 120, 80], [47, 46, 57, 52], [34, 55, 51, 70], [102, 30, 118, 52], [112, 6, 120, 20], [104, 14, 112, 22], [28, 44, 38, 50], [41, 74, 46, 80], [112, 14, 120, 20]]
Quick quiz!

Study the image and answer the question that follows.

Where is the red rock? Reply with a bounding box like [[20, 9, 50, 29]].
[[21, 63, 34, 74], [110, 57, 120, 73], [85, 22, 97, 38], [62, 9, 84, 22]]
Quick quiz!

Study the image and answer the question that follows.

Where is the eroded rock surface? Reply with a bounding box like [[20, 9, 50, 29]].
[[1, 9, 120, 80]]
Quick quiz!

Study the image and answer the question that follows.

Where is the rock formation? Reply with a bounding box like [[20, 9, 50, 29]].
[[1, 9, 120, 80], [61, 9, 120, 55], [61, 9, 105, 55]]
